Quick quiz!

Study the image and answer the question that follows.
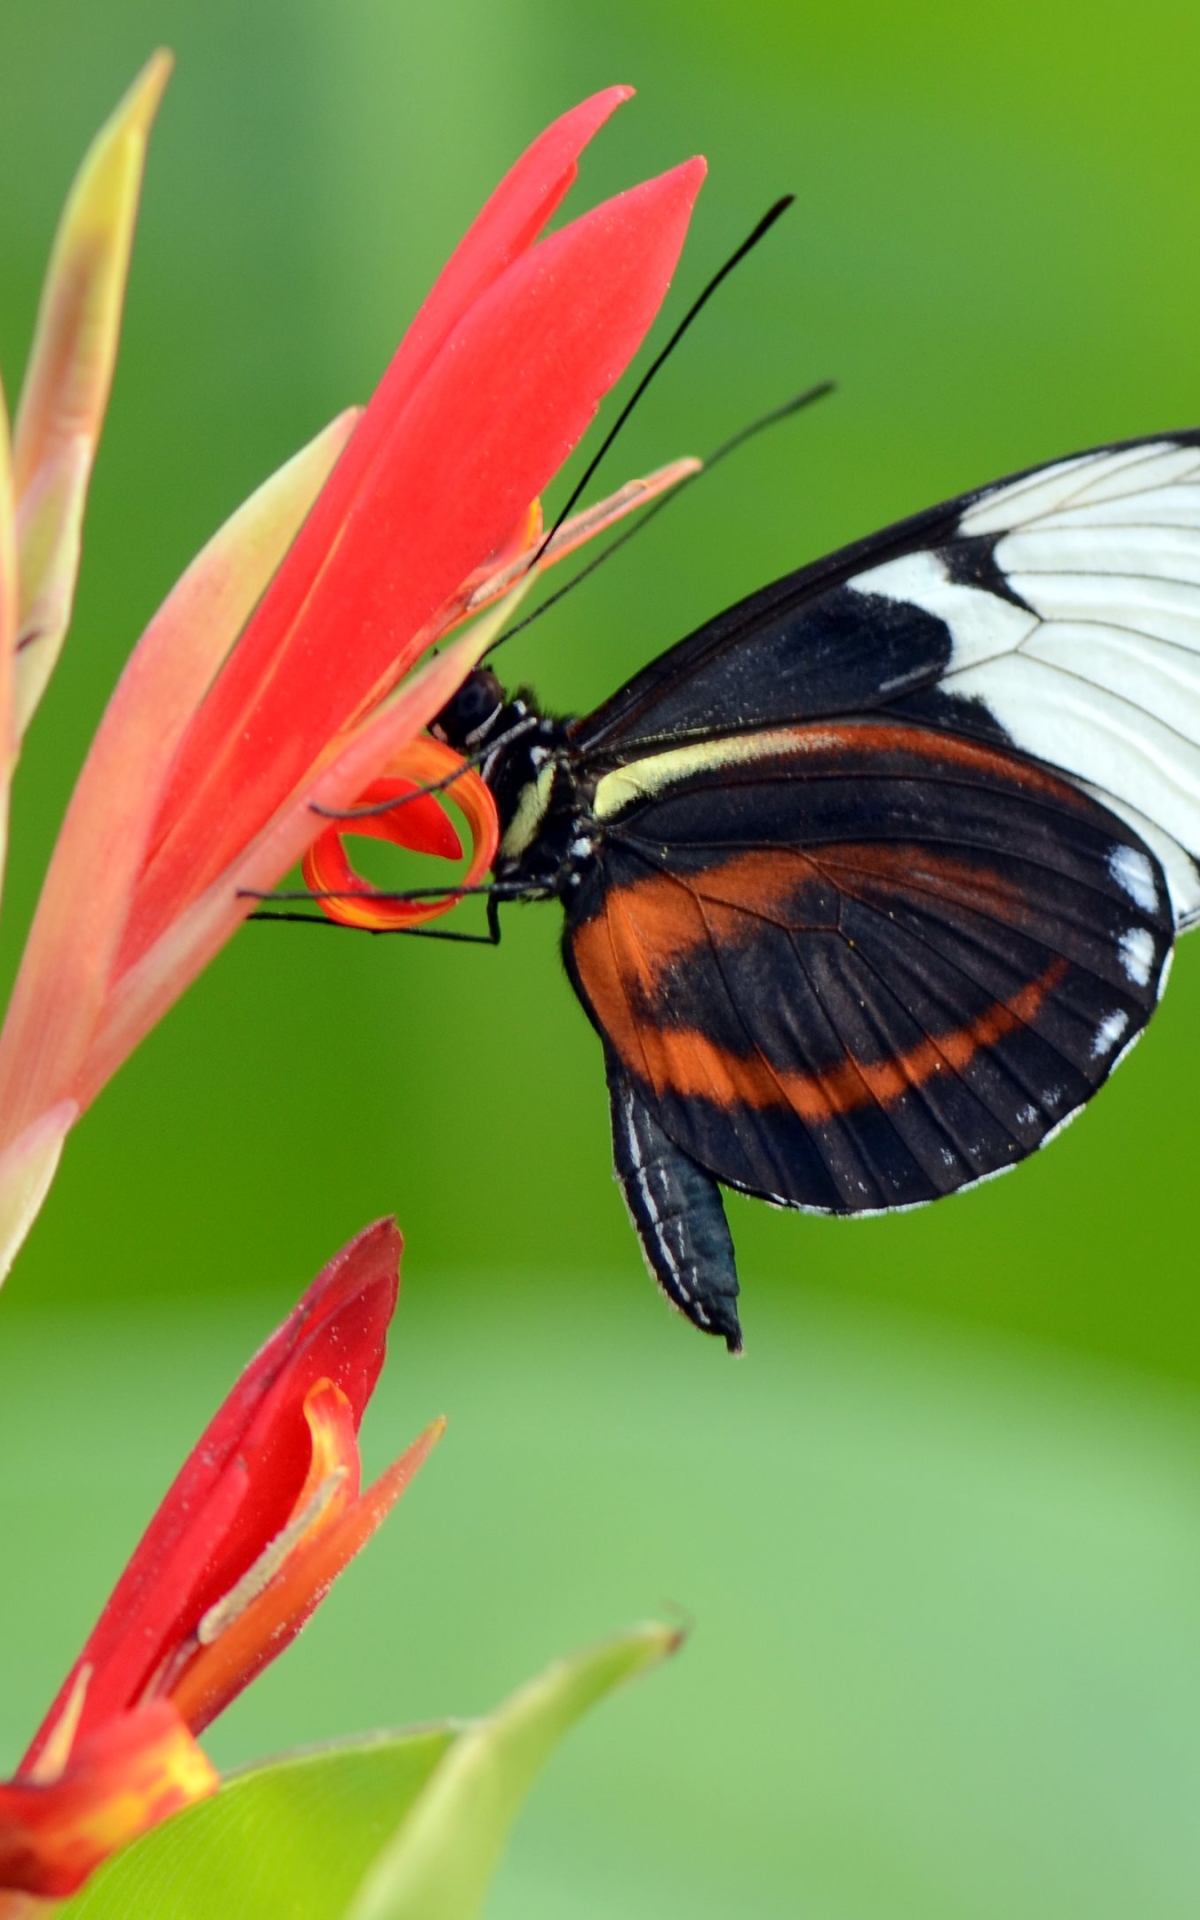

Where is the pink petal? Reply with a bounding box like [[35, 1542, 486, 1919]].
[[131, 154, 706, 966], [0, 411, 360, 1154], [0, 1101, 76, 1293], [12, 52, 172, 734]]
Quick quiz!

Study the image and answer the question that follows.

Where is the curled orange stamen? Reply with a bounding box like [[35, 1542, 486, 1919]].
[[302, 736, 499, 931]]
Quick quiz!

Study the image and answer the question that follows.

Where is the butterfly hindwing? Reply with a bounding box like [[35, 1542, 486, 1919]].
[[565, 720, 1174, 1218]]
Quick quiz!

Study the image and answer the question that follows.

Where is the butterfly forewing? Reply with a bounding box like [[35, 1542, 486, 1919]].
[[571, 429, 1200, 927], [564, 722, 1174, 1215]]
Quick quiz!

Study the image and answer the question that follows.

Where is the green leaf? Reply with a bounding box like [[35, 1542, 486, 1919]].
[[345, 1622, 681, 1920], [57, 1624, 678, 1919], [61, 1726, 457, 1919]]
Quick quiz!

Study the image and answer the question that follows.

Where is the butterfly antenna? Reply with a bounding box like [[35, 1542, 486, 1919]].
[[492, 378, 835, 649], [531, 195, 795, 567]]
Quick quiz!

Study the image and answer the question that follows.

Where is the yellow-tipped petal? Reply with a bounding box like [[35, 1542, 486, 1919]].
[[0, 1100, 77, 1290], [0, 409, 361, 1157], [12, 435, 90, 739], [12, 50, 173, 734]]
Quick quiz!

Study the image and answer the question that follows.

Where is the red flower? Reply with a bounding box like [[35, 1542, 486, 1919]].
[[0, 1220, 434, 1901], [0, 79, 704, 1277]]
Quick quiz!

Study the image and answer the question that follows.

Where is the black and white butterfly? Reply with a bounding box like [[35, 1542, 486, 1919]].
[[424, 430, 1198, 1350]]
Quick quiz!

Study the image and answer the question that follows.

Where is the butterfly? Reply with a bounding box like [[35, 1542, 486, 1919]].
[[426, 429, 1200, 1352]]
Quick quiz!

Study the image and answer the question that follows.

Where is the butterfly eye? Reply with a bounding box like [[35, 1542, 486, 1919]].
[[430, 668, 507, 749]]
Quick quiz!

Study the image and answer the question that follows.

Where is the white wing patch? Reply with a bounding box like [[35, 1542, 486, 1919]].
[[1092, 1009, 1130, 1058], [1120, 925, 1157, 986], [1108, 843, 1159, 913], [856, 437, 1200, 928], [849, 550, 1037, 670], [1081, 786, 1200, 929]]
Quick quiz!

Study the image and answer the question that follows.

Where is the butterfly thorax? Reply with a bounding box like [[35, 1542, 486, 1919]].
[[430, 666, 592, 900]]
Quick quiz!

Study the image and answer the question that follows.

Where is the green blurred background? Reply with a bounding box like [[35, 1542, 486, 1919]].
[[4, 1, 1200, 1913]]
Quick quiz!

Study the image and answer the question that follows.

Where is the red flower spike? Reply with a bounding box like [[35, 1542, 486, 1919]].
[[26, 1219, 400, 1761], [0, 1221, 438, 1898], [134, 84, 637, 905], [126, 151, 705, 963]]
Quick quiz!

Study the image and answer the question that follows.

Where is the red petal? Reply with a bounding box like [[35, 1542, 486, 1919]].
[[167, 1418, 444, 1736], [128, 86, 638, 937], [22, 1221, 401, 1771], [315, 88, 633, 491], [123, 152, 705, 969]]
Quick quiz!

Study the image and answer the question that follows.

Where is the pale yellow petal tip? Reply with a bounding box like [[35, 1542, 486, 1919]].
[[111, 48, 174, 142], [64, 51, 173, 226], [56, 46, 173, 253], [314, 406, 364, 465], [0, 1098, 78, 1288], [13, 47, 174, 488], [401, 1414, 448, 1469]]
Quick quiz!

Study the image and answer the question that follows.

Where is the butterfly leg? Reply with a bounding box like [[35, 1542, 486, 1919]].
[[606, 1061, 742, 1352]]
